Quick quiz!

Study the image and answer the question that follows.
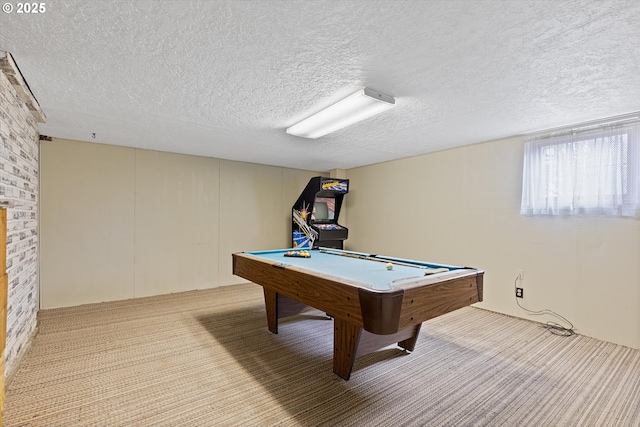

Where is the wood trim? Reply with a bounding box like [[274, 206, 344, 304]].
[[0, 208, 5, 273], [0, 208, 6, 411]]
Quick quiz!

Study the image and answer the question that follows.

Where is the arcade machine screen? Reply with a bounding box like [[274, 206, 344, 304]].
[[311, 197, 335, 221], [312, 197, 343, 230]]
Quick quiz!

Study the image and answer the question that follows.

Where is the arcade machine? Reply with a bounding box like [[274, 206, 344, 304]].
[[292, 176, 349, 249]]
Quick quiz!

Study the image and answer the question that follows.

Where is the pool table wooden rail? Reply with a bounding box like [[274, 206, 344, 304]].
[[233, 252, 366, 326]]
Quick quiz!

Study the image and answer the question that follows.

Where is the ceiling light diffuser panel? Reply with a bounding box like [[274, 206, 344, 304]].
[[286, 88, 396, 139]]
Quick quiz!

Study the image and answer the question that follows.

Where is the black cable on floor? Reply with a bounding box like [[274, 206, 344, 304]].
[[514, 277, 575, 337]]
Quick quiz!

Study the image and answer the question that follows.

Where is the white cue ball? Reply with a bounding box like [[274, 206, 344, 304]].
[[386, 262, 393, 270]]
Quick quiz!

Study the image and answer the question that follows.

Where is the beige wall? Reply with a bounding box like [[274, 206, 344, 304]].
[[40, 142, 136, 307], [40, 138, 320, 308], [133, 150, 220, 297], [345, 136, 640, 349]]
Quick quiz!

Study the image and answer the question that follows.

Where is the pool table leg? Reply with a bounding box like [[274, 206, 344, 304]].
[[264, 288, 279, 334], [332, 322, 423, 380], [264, 289, 317, 334], [333, 318, 362, 380], [397, 324, 422, 352]]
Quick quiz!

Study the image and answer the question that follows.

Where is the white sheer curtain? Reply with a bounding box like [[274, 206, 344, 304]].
[[521, 119, 640, 217]]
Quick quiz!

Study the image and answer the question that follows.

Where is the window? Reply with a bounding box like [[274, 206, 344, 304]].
[[520, 118, 640, 217]]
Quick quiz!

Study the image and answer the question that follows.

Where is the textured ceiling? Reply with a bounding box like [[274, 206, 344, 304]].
[[1, 0, 639, 171]]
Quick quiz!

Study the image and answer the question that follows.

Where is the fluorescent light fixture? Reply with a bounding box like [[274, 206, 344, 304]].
[[286, 88, 395, 139]]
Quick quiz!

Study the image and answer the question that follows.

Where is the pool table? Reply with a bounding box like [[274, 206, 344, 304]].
[[232, 248, 484, 380]]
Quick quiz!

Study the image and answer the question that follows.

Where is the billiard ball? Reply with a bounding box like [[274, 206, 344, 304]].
[[386, 262, 393, 270]]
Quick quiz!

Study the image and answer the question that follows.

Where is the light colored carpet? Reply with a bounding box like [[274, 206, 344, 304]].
[[3, 283, 639, 426]]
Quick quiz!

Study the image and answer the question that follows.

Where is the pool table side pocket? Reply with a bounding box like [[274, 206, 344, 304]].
[[358, 288, 405, 334]]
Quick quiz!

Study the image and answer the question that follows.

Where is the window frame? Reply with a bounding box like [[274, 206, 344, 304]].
[[520, 118, 640, 217]]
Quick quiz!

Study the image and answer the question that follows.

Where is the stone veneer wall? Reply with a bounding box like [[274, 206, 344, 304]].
[[0, 68, 39, 376]]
